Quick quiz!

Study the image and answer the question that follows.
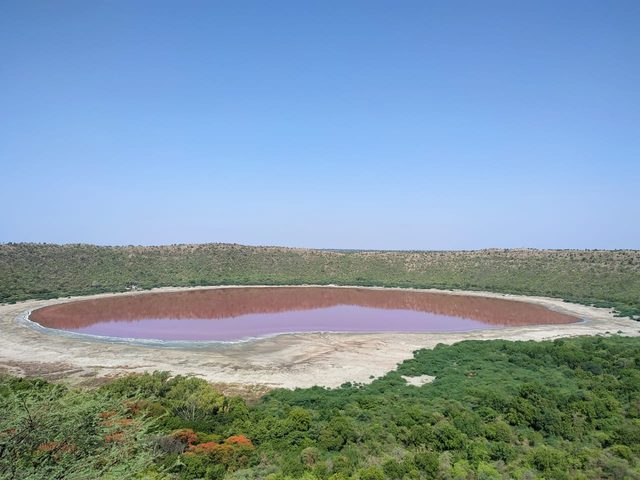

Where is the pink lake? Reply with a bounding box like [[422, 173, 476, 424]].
[[29, 287, 578, 342]]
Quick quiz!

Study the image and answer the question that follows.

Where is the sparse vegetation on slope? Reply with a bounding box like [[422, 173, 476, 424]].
[[1, 243, 639, 318]]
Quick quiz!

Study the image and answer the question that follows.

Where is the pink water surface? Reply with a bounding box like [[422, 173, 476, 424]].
[[30, 287, 578, 342], [70, 305, 498, 341]]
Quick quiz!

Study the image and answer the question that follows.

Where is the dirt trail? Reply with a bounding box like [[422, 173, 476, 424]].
[[1, 285, 638, 389]]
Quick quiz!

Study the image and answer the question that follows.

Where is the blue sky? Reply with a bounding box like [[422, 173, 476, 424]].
[[1, 1, 638, 250]]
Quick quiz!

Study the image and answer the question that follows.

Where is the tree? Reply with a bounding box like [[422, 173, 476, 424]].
[[166, 378, 224, 422]]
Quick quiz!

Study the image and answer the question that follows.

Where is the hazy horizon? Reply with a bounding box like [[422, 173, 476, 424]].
[[2, 1, 638, 250], [3, 241, 639, 253]]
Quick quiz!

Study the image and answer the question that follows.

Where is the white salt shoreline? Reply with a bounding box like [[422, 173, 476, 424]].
[[1, 285, 638, 389]]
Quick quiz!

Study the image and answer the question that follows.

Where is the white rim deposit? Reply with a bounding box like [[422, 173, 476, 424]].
[[1, 285, 638, 389]]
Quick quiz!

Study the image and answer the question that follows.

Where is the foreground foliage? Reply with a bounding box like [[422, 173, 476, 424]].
[[0, 377, 155, 479], [2, 336, 640, 479], [1, 243, 639, 318]]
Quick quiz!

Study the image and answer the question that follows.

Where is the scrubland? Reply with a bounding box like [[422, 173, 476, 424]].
[[1, 243, 638, 318], [2, 336, 640, 479]]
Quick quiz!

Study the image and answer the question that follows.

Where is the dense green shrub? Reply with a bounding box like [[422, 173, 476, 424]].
[[2, 336, 640, 479]]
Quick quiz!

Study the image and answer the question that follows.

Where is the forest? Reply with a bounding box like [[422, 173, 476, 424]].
[[2, 335, 639, 479], [1, 243, 639, 318]]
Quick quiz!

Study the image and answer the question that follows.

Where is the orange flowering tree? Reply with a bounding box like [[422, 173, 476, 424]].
[[180, 433, 257, 475], [0, 377, 156, 479]]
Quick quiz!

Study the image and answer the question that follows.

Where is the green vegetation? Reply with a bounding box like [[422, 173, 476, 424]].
[[2, 336, 640, 479], [1, 243, 639, 318]]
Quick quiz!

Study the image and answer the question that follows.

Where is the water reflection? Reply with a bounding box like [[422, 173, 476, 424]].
[[30, 287, 578, 341]]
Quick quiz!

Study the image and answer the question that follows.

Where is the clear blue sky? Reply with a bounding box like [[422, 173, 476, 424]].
[[1, 1, 638, 250]]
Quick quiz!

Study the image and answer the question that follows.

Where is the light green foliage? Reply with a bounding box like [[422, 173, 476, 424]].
[[357, 465, 385, 480], [0, 377, 155, 479], [165, 377, 225, 422], [476, 461, 501, 480]]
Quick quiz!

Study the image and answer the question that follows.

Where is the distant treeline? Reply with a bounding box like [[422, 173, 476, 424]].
[[2, 336, 640, 479], [0, 243, 638, 318]]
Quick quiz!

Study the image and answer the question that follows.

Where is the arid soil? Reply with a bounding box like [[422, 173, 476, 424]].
[[1, 286, 638, 389]]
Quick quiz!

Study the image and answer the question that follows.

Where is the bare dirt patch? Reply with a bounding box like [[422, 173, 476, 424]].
[[402, 374, 436, 386]]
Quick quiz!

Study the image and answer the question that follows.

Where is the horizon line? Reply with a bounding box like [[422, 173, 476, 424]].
[[2, 241, 638, 253]]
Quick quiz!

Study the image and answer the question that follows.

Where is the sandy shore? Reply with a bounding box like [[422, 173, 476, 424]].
[[1, 285, 638, 389]]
